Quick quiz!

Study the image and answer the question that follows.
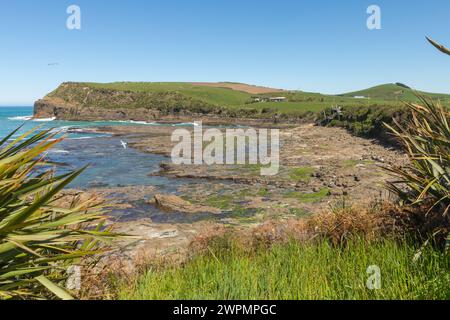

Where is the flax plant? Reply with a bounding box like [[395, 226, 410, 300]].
[[0, 126, 116, 300]]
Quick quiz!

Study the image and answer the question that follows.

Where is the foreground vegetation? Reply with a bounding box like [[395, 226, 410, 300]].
[[384, 39, 449, 249], [117, 237, 449, 300], [0, 127, 116, 300], [386, 98, 449, 221]]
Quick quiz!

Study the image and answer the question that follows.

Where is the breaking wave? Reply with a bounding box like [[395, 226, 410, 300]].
[[7, 115, 33, 121]]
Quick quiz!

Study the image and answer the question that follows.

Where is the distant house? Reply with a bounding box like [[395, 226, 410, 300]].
[[353, 95, 366, 99], [269, 97, 287, 102], [252, 96, 287, 103]]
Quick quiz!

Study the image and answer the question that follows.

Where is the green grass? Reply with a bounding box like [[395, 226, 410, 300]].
[[116, 239, 450, 300], [284, 188, 330, 203], [256, 188, 270, 197], [79, 82, 253, 106], [288, 167, 315, 182], [204, 194, 235, 210]]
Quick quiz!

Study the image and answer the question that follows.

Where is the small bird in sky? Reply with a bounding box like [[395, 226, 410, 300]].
[[120, 140, 128, 149]]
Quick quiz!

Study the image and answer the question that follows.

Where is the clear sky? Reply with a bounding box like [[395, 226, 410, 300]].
[[1, 0, 449, 105]]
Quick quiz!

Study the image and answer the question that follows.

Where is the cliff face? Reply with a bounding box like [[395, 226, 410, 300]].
[[34, 98, 164, 121]]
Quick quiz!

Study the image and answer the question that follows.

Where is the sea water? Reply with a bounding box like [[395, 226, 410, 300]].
[[0, 106, 183, 190], [0, 106, 227, 221]]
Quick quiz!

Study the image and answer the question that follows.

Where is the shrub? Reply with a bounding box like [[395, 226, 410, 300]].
[[384, 97, 450, 248], [318, 104, 409, 143]]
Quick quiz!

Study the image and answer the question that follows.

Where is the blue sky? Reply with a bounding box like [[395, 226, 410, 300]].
[[0, 0, 449, 105]]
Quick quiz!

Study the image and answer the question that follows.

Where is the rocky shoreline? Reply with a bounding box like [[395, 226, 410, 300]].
[[62, 122, 405, 267]]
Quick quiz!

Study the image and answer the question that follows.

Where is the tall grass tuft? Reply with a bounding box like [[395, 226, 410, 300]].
[[116, 237, 450, 300], [0, 127, 116, 300]]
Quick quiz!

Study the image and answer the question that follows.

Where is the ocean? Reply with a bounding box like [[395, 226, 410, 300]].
[[0, 106, 184, 190], [0, 106, 177, 139]]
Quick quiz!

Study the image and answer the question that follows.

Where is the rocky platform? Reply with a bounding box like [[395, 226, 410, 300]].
[[65, 123, 406, 267]]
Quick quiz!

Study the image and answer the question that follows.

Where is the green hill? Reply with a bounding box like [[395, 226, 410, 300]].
[[78, 82, 254, 107], [78, 82, 450, 112], [35, 82, 450, 124], [43, 82, 359, 116], [341, 83, 450, 103], [62, 82, 411, 114]]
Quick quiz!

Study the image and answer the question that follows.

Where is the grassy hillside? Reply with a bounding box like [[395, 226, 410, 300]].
[[40, 82, 449, 126], [341, 83, 450, 103], [190, 82, 285, 94], [46, 82, 411, 115], [78, 82, 254, 107]]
